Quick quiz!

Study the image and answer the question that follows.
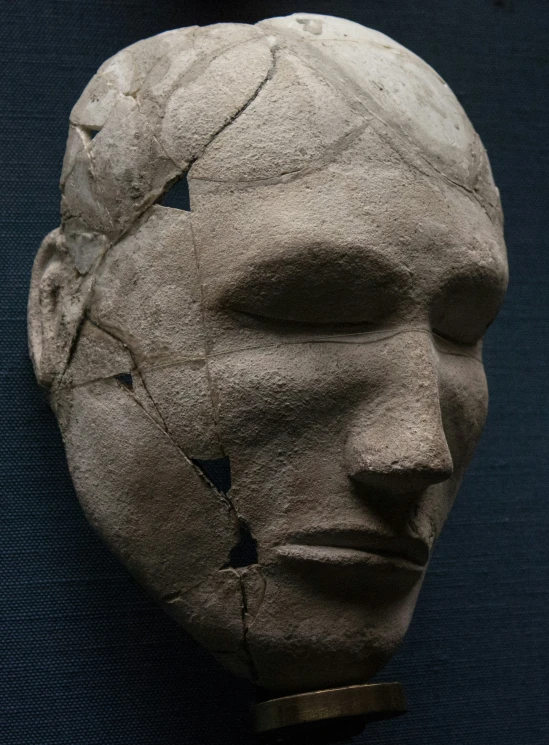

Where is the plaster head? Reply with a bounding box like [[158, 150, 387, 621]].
[[28, 13, 508, 693]]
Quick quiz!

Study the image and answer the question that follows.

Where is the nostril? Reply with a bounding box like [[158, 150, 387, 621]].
[[346, 418, 454, 494]]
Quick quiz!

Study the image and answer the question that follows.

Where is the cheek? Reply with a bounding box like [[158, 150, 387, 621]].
[[53, 379, 251, 669], [209, 341, 489, 466], [55, 379, 239, 589], [209, 344, 388, 450], [210, 349, 340, 450], [208, 341, 490, 554], [139, 361, 223, 459], [208, 345, 381, 543], [438, 353, 489, 472]]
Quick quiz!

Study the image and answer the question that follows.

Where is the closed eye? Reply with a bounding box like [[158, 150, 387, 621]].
[[223, 307, 383, 335]]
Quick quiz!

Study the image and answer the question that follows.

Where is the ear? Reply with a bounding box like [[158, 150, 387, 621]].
[[28, 229, 92, 388]]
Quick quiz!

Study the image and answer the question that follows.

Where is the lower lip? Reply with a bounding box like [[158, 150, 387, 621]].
[[276, 544, 426, 574]]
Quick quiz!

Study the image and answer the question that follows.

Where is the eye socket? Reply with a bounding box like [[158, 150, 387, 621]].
[[213, 247, 410, 328], [429, 271, 506, 349]]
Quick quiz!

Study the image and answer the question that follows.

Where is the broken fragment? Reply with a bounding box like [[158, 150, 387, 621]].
[[63, 217, 108, 274], [60, 319, 133, 387]]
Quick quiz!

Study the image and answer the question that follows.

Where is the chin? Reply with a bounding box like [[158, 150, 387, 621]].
[[242, 562, 423, 693], [247, 627, 396, 694]]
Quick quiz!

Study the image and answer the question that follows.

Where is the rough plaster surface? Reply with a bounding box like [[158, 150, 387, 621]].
[[28, 13, 508, 693]]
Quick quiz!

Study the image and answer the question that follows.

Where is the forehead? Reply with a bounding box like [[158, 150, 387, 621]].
[[182, 32, 506, 296], [190, 128, 507, 297], [62, 16, 508, 328]]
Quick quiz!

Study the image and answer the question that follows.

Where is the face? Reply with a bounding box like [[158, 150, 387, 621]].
[[29, 15, 508, 694]]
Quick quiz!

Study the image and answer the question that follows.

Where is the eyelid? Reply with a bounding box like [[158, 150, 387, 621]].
[[224, 309, 483, 359], [432, 328, 473, 345], [223, 307, 382, 331], [432, 329, 483, 355]]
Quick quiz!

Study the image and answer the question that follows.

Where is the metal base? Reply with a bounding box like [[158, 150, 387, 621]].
[[254, 682, 406, 739]]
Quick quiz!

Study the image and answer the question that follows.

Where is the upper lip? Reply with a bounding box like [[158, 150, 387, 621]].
[[282, 528, 429, 568]]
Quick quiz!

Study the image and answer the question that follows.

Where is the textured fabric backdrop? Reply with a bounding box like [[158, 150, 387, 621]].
[[1, 1, 548, 743]]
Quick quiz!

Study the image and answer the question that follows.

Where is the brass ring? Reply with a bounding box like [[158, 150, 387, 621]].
[[254, 681, 406, 733]]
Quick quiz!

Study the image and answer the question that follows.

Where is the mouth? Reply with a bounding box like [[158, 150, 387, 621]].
[[277, 528, 429, 574]]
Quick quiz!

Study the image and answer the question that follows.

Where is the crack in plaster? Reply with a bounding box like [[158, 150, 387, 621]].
[[83, 317, 188, 447], [188, 38, 495, 221], [60, 126, 88, 186], [63, 127, 116, 235], [159, 565, 240, 605], [57, 42, 279, 399], [57, 324, 482, 395], [166, 49, 280, 669], [185, 44, 278, 175], [191, 119, 370, 187], [56, 304, 88, 389], [160, 575, 215, 605], [236, 569, 259, 681], [65, 315, 260, 661], [55, 309, 264, 673], [135, 29, 268, 112], [285, 40, 496, 222], [67, 317, 227, 500], [188, 218, 225, 456], [160, 568, 262, 665], [243, 565, 267, 630]]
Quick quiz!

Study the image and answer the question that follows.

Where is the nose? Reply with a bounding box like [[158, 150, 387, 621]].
[[345, 335, 453, 495]]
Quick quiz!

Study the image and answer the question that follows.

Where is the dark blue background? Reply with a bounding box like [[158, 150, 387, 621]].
[[2, 1, 548, 743]]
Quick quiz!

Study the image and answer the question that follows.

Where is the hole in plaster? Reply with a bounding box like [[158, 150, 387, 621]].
[[229, 519, 258, 568], [193, 457, 231, 494], [115, 372, 133, 390], [193, 457, 259, 568], [84, 127, 101, 141], [160, 173, 191, 211]]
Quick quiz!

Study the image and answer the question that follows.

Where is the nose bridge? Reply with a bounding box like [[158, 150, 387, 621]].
[[346, 332, 453, 493]]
